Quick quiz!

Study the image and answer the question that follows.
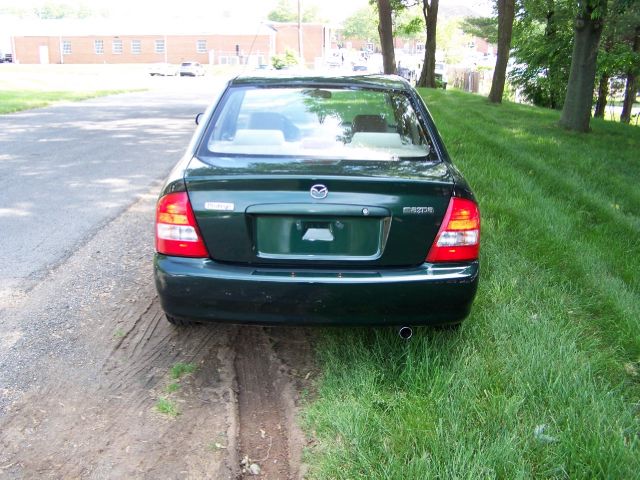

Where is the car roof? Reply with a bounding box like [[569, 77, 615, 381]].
[[230, 73, 412, 91]]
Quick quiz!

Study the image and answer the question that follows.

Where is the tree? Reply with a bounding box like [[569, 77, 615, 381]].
[[30, 1, 94, 19], [510, 0, 576, 109], [377, 0, 397, 74], [620, 25, 639, 123], [489, 0, 516, 103], [593, 64, 611, 118], [461, 16, 498, 44], [594, 27, 615, 118], [267, 0, 320, 23], [374, 0, 425, 75], [395, 8, 425, 40], [559, 0, 608, 132], [416, 0, 439, 88], [593, 0, 639, 119], [342, 6, 380, 43], [437, 18, 470, 64]]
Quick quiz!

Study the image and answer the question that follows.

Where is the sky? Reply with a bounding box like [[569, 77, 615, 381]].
[[0, 0, 361, 23], [0, 0, 493, 24]]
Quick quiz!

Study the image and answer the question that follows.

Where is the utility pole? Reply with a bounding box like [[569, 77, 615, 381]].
[[11, 35, 16, 63], [298, 0, 304, 65]]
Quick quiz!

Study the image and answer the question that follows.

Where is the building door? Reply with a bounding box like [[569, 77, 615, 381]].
[[39, 45, 49, 64]]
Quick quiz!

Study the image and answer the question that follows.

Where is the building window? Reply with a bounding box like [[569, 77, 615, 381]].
[[112, 39, 123, 54], [94, 39, 104, 55], [155, 39, 165, 54], [62, 40, 72, 55], [196, 39, 207, 53], [131, 40, 141, 54]]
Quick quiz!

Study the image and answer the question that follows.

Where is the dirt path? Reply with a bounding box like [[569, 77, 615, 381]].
[[0, 194, 315, 479], [234, 327, 312, 479]]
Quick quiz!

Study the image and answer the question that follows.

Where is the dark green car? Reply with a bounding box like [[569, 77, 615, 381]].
[[154, 74, 479, 333]]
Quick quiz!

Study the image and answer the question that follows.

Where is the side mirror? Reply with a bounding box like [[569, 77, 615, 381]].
[[195, 112, 203, 125]]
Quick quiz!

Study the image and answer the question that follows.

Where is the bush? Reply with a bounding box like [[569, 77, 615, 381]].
[[272, 48, 299, 70]]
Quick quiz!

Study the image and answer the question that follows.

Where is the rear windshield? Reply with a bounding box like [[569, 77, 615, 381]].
[[204, 87, 435, 161]]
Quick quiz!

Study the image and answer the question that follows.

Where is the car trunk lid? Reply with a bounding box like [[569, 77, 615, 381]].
[[185, 156, 454, 267]]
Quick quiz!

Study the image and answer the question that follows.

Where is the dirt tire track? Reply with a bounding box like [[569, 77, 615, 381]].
[[233, 327, 312, 480], [0, 297, 241, 479]]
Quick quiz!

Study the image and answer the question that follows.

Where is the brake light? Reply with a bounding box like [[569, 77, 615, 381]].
[[155, 192, 208, 257], [426, 197, 480, 262]]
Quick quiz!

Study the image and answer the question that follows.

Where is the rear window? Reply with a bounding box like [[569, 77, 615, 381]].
[[204, 87, 435, 161]]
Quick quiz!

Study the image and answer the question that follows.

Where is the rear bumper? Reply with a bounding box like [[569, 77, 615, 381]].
[[154, 255, 479, 326]]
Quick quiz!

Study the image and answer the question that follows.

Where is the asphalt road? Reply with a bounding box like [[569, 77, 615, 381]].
[[0, 78, 312, 477], [0, 78, 226, 412], [0, 81, 222, 302]]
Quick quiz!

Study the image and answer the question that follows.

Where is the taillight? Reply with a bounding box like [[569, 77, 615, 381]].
[[155, 192, 208, 257], [426, 197, 480, 262]]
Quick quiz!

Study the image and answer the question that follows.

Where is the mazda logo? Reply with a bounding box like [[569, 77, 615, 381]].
[[310, 184, 328, 199]]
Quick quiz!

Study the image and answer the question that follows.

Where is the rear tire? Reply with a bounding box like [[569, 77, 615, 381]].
[[165, 314, 198, 326]]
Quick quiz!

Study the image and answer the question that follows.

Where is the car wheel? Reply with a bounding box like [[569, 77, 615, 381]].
[[165, 314, 198, 326]]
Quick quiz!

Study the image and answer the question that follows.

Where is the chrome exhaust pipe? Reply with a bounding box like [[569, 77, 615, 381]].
[[398, 326, 413, 340]]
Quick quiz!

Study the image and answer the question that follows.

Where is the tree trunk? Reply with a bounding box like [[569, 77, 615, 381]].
[[559, 1, 607, 132], [417, 0, 439, 88], [377, 0, 396, 75], [620, 73, 637, 123], [544, 5, 563, 109], [593, 73, 609, 118], [620, 26, 639, 124], [489, 0, 515, 103]]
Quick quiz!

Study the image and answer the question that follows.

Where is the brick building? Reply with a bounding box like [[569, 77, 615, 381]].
[[9, 18, 331, 67]]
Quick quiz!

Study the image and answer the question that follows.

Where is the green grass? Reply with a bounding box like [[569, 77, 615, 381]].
[[112, 328, 125, 339], [170, 362, 197, 380], [154, 363, 197, 416], [166, 382, 181, 393], [303, 89, 640, 478], [155, 397, 179, 417], [0, 89, 135, 114]]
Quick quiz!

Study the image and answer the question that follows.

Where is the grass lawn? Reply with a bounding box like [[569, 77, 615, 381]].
[[303, 89, 640, 478], [0, 90, 136, 114]]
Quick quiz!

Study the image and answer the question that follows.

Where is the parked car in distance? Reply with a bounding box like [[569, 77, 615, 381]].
[[154, 74, 480, 332], [148, 63, 178, 76], [179, 61, 205, 76], [397, 65, 415, 83]]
